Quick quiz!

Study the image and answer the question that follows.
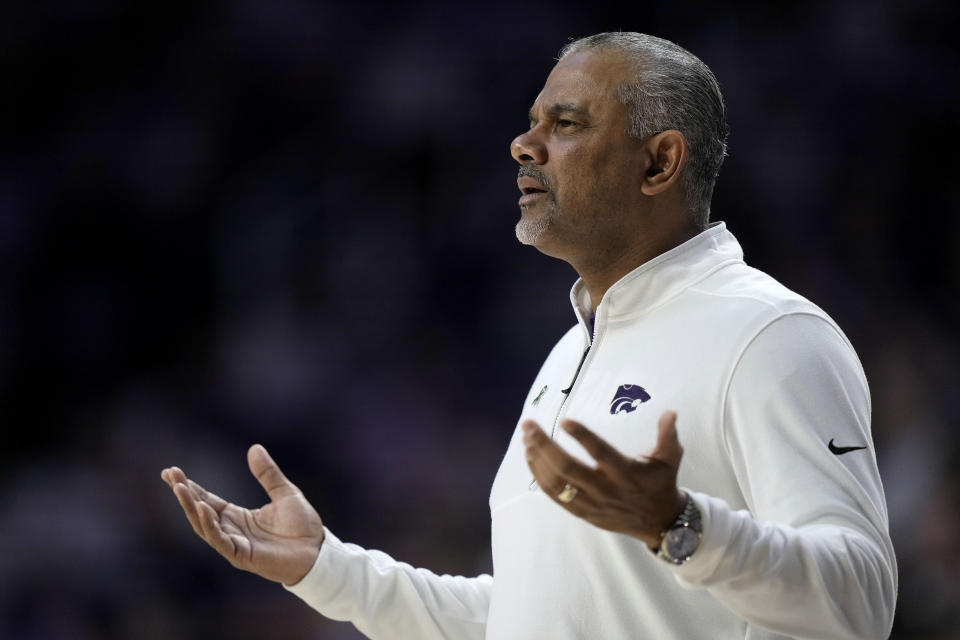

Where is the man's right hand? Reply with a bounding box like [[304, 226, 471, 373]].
[[161, 444, 325, 586]]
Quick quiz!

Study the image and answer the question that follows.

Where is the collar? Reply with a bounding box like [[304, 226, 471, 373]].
[[569, 222, 745, 342]]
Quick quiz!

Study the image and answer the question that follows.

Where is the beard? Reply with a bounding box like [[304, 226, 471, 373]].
[[515, 199, 557, 245], [515, 165, 557, 245]]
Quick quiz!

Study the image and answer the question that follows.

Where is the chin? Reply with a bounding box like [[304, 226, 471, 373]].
[[516, 221, 571, 261], [515, 207, 553, 246]]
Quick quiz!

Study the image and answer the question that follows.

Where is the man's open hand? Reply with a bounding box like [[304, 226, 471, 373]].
[[522, 411, 686, 549], [161, 444, 325, 586]]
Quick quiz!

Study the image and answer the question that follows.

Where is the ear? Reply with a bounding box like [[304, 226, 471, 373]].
[[640, 130, 687, 197]]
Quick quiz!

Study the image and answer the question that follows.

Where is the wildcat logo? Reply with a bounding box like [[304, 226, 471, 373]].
[[609, 384, 651, 415]]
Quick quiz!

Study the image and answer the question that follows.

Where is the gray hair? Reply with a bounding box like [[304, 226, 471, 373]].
[[560, 33, 729, 229]]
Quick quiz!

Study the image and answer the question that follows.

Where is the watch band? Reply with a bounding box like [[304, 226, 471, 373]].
[[656, 493, 703, 565]]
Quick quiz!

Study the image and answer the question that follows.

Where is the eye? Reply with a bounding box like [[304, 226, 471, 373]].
[[557, 119, 577, 129]]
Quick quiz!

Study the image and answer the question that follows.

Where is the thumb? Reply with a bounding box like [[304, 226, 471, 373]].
[[248, 444, 298, 501], [648, 411, 683, 468]]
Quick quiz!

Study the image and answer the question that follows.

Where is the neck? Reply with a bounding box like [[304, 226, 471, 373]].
[[576, 222, 701, 313]]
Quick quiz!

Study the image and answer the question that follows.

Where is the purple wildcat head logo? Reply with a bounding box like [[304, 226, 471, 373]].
[[610, 384, 651, 415]]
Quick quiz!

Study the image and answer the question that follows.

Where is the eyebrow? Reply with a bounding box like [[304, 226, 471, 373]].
[[528, 102, 590, 122]]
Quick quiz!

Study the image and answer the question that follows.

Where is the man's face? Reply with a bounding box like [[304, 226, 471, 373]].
[[511, 49, 648, 263]]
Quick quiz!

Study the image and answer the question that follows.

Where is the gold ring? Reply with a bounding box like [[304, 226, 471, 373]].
[[557, 483, 579, 503]]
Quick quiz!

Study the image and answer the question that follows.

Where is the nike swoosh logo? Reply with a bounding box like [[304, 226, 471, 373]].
[[828, 439, 867, 455]]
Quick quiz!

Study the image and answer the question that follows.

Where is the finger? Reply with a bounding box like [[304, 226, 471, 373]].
[[522, 421, 603, 490], [164, 467, 222, 507], [161, 466, 188, 489], [523, 421, 567, 491], [173, 482, 204, 537], [524, 440, 570, 499], [560, 419, 628, 470], [248, 444, 298, 501], [185, 479, 229, 513], [524, 441, 601, 517], [647, 411, 683, 468], [196, 501, 239, 562]]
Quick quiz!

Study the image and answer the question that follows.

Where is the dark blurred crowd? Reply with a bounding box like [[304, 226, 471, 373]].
[[1, 1, 958, 638]]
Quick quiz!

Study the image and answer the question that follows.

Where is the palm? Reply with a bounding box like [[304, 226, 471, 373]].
[[249, 495, 318, 542], [162, 445, 325, 586]]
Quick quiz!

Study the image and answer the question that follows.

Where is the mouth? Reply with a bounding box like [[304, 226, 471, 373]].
[[519, 192, 547, 207], [517, 176, 549, 206]]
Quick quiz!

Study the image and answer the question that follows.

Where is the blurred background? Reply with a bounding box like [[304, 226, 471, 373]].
[[1, 1, 958, 638]]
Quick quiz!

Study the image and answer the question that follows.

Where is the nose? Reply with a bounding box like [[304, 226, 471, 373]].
[[510, 127, 546, 165]]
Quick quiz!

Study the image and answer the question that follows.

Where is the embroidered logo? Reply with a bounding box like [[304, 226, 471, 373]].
[[828, 439, 867, 455], [532, 385, 548, 406], [609, 384, 651, 414]]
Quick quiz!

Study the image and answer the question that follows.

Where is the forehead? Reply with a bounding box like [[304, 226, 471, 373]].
[[531, 49, 633, 115]]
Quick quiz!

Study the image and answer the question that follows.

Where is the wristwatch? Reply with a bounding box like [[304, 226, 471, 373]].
[[656, 493, 702, 565]]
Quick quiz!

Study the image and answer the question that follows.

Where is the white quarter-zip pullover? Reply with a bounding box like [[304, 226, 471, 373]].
[[287, 223, 897, 639]]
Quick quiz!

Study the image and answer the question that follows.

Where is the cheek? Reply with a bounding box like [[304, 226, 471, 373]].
[[561, 149, 625, 203], [554, 148, 600, 198], [550, 137, 639, 213]]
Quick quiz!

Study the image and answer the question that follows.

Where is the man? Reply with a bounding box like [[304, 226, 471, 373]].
[[162, 32, 897, 639]]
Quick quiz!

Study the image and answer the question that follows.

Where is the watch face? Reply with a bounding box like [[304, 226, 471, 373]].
[[666, 526, 701, 560]]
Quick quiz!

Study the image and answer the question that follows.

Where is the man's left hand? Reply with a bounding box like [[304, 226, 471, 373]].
[[522, 411, 687, 549]]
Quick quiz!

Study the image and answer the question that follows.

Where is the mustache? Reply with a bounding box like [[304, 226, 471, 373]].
[[518, 165, 551, 190]]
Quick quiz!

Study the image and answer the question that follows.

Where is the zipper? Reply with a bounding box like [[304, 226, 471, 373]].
[[528, 311, 600, 489], [552, 345, 590, 438], [551, 310, 600, 438]]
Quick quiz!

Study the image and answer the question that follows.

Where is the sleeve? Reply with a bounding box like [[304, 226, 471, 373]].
[[283, 527, 492, 640], [671, 313, 898, 640]]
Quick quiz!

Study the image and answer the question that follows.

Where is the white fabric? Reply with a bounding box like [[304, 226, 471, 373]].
[[286, 223, 897, 639], [285, 527, 491, 639]]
